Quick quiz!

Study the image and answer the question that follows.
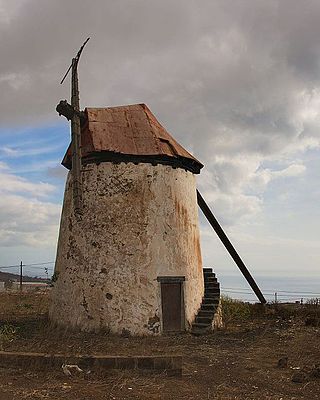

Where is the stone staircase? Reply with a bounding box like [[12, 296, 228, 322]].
[[191, 268, 220, 335]]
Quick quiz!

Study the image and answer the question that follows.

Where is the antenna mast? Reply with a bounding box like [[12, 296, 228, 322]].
[[56, 38, 90, 216]]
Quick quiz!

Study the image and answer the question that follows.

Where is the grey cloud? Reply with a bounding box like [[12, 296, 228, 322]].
[[47, 164, 68, 180], [1, 0, 320, 224], [0, 193, 60, 247]]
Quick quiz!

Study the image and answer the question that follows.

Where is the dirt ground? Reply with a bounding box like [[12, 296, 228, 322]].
[[0, 291, 319, 399]]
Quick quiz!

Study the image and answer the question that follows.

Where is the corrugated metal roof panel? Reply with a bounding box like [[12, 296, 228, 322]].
[[62, 103, 203, 174]]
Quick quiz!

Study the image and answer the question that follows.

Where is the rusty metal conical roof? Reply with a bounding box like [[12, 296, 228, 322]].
[[62, 103, 203, 174]]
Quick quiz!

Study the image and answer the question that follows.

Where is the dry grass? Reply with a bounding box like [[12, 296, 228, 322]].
[[1, 291, 320, 399], [0, 291, 49, 320]]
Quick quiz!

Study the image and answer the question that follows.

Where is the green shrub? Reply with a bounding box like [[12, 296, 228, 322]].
[[221, 295, 251, 326], [50, 271, 59, 286]]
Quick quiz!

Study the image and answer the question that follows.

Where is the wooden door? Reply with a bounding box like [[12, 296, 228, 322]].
[[161, 282, 182, 332]]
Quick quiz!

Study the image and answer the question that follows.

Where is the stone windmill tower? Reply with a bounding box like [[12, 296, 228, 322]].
[[50, 101, 207, 335], [50, 40, 266, 336]]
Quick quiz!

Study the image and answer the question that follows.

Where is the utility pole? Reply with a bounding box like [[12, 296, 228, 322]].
[[19, 261, 23, 292]]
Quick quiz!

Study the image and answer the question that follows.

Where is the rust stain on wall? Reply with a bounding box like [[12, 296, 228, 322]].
[[174, 197, 191, 229], [193, 232, 203, 273]]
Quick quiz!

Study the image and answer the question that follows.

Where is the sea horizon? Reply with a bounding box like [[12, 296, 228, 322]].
[[218, 274, 320, 303]]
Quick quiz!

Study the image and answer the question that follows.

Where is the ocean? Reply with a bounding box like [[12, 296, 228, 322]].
[[219, 274, 320, 303]]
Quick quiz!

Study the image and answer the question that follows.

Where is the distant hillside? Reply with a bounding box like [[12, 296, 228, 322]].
[[0, 271, 49, 283]]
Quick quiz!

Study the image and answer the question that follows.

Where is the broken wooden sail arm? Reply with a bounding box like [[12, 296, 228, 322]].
[[197, 189, 266, 304], [60, 37, 90, 85]]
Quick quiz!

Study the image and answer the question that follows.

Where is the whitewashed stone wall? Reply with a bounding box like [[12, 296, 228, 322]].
[[49, 162, 204, 335]]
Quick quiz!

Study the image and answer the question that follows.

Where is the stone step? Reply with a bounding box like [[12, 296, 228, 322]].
[[204, 270, 215, 275], [195, 315, 213, 324], [191, 269, 220, 336], [191, 327, 210, 336], [205, 282, 220, 289], [192, 322, 211, 329], [205, 288, 220, 295], [198, 310, 215, 318], [202, 297, 220, 304], [204, 298, 220, 304], [205, 293, 220, 300], [204, 273, 216, 280], [201, 304, 218, 312], [205, 277, 217, 283], [205, 288, 219, 294], [205, 285, 219, 290]]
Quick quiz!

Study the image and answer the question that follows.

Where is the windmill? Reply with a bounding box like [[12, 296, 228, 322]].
[[56, 37, 90, 216], [51, 40, 266, 336]]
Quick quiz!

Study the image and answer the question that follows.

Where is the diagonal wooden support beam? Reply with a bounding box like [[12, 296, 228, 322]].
[[197, 189, 266, 304]]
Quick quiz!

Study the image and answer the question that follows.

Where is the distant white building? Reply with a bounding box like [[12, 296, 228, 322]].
[[12, 282, 48, 291]]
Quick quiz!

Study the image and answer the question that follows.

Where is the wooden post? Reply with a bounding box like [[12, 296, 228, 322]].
[[19, 261, 23, 292], [57, 38, 90, 217], [71, 58, 82, 215]]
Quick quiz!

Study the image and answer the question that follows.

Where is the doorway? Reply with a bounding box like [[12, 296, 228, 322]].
[[158, 277, 185, 332]]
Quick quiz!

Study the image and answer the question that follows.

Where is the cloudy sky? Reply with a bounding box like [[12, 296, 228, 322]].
[[0, 0, 319, 284]]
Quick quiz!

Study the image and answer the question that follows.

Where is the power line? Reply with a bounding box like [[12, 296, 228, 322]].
[[24, 261, 54, 267], [221, 287, 320, 296], [0, 261, 54, 269], [0, 261, 55, 282], [268, 289, 320, 295], [221, 290, 320, 304], [222, 289, 255, 294]]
